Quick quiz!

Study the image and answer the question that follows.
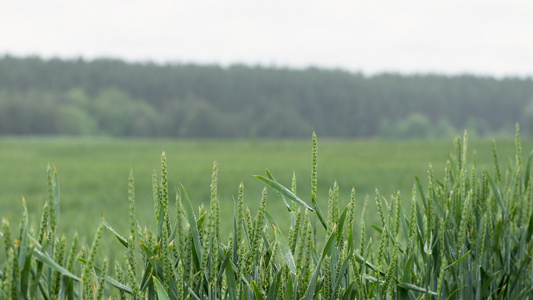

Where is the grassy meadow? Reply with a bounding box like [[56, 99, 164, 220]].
[[1, 136, 527, 244], [2, 133, 533, 298]]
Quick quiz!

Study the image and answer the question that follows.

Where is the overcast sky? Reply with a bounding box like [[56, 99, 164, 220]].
[[1, 1, 532, 77]]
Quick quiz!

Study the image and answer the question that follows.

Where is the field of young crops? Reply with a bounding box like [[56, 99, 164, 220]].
[[2, 132, 533, 298], [2, 136, 520, 241]]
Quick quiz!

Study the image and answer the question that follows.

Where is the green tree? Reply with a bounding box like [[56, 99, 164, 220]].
[[57, 106, 97, 135], [92, 88, 160, 136], [397, 113, 431, 138]]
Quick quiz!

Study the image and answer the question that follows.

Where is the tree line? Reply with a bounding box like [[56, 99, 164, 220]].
[[1, 55, 533, 138]]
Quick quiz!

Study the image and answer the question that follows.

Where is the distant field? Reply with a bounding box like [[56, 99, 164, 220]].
[[0, 136, 528, 246]]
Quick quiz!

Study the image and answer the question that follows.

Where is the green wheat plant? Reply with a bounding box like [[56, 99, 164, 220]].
[[2, 127, 533, 299]]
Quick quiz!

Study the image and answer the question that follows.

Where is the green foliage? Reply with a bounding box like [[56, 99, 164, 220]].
[[2, 56, 533, 138], [397, 113, 431, 138], [2, 132, 533, 298]]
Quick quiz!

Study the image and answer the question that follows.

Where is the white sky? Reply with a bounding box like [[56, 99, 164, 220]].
[[1, 0, 532, 77]]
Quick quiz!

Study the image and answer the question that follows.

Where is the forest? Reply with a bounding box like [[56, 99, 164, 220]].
[[1, 55, 533, 138]]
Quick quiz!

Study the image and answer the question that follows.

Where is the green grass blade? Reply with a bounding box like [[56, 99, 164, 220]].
[[273, 225, 297, 274], [34, 248, 80, 281], [347, 225, 355, 255], [137, 241, 165, 292], [526, 212, 533, 244], [445, 250, 471, 271], [52, 166, 60, 226], [265, 210, 281, 230], [101, 216, 129, 247], [79, 257, 133, 294], [216, 246, 232, 285], [371, 224, 383, 234], [400, 211, 410, 250], [153, 276, 171, 300], [341, 280, 357, 300], [267, 269, 282, 300], [18, 198, 30, 268], [196, 210, 207, 230], [139, 262, 154, 292], [254, 174, 313, 211], [333, 248, 353, 296], [398, 283, 438, 296], [181, 184, 203, 268], [429, 186, 445, 219], [304, 226, 337, 300], [285, 274, 294, 299], [336, 203, 350, 243], [147, 256, 166, 282], [353, 250, 386, 276], [167, 277, 180, 300], [363, 274, 382, 283], [20, 244, 34, 297], [402, 254, 415, 283], [496, 283, 507, 300], [184, 282, 202, 300], [485, 172, 508, 219], [168, 220, 178, 245], [265, 169, 292, 212], [225, 256, 238, 300], [313, 201, 328, 230], [311, 241, 319, 265], [414, 175, 428, 209], [256, 171, 328, 229], [63, 278, 75, 299], [251, 280, 265, 300], [156, 199, 165, 242], [524, 150, 533, 189], [138, 240, 158, 259], [101, 274, 133, 295]]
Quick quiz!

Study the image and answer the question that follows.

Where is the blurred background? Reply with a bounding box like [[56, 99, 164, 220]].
[[0, 0, 532, 139]]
